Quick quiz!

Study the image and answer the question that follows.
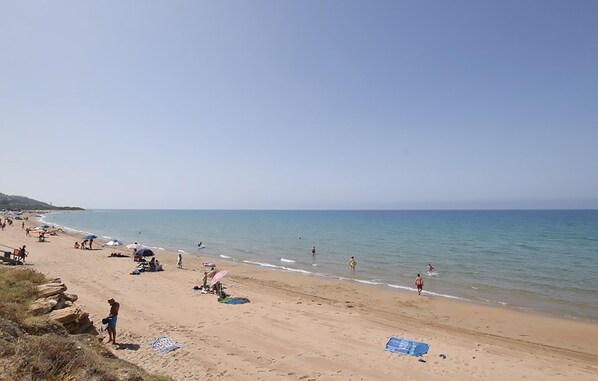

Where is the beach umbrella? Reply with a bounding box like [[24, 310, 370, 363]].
[[210, 270, 230, 287], [136, 248, 154, 257], [82, 234, 97, 240], [126, 243, 142, 249], [102, 239, 123, 247]]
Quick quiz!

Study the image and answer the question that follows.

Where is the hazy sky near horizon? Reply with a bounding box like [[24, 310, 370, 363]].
[[1, 1, 597, 209]]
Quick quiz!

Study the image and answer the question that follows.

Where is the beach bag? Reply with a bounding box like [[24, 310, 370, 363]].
[[102, 317, 110, 325]]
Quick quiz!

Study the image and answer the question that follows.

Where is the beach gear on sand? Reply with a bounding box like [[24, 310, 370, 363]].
[[218, 297, 250, 304], [148, 336, 181, 354], [103, 239, 123, 247], [384, 337, 429, 357], [210, 269, 229, 287], [136, 248, 155, 257]]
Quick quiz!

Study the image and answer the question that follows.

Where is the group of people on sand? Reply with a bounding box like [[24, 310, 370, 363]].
[[74, 239, 93, 250], [192, 266, 224, 295]]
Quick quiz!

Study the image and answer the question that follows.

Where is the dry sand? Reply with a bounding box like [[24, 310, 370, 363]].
[[1, 216, 597, 380]]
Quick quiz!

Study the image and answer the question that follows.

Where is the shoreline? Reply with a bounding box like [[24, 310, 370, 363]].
[[3, 212, 595, 380], [39, 211, 598, 324]]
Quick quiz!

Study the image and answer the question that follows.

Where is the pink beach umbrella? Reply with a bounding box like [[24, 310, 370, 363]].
[[210, 270, 229, 287]]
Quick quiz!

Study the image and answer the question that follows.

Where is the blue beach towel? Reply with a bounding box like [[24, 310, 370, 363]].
[[218, 297, 250, 304], [147, 336, 181, 354], [385, 337, 429, 357]]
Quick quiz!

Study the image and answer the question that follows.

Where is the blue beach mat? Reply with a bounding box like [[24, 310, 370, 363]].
[[218, 297, 250, 304], [385, 337, 429, 357], [147, 336, 182, 354]]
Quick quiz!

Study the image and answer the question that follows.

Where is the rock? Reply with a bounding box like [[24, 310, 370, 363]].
[[48, 306, 79, 324], [77, 317, 93, 334], [84, 325, 98, 335], [28, 298, 58, 316], [64, 322, 80, 334], [37, 284, 67, 298], [64, 293, 78, 302]]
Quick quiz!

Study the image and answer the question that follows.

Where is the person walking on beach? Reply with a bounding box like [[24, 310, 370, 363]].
[[349, 256, 357, 270], [177, 253, 183, 269], [89, 238, 93, 250], [25, 227, 30, 236], [106, 298, 120, 345], [415, 274, 424, 295], [18, 245, 27, 263]]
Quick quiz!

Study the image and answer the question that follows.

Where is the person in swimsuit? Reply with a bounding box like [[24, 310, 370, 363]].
[[106, 298, 120, 345], [349, 256, 357, 270], [202, 272, 209, 289], [415, 274, 424, 295], [311, 246, 316, 255], [428, 263, 435, 273]]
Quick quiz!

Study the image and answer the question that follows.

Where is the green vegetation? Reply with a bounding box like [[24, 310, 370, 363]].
[[0, 193, 84, 211], [0, 268, 171, 381]]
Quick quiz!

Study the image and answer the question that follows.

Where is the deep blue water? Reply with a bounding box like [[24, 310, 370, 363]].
[[43, 210, 598, 322]]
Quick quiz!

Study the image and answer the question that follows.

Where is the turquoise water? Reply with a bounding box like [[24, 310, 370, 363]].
[[43, 210, 598, 322]]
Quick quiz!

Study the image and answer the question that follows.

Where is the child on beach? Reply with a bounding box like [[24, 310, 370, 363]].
[[202, 272, 208, 289], [74, 242, 80, 249], [177, 253, 182, 269], [350, 256, 357, 270]]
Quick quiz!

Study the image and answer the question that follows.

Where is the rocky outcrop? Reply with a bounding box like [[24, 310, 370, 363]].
[[29, 280, 97, 335], [36, 283, 67, 298]]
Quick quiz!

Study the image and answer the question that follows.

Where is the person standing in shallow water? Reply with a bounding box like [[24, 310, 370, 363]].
[[349, 256, 357, 270], [311, 246, 316, 255], [415, 274, 424, 295]]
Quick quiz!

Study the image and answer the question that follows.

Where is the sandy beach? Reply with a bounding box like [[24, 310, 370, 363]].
[[1, 216, 597, 381]]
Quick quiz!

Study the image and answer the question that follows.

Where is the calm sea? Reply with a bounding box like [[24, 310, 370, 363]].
[[43, 210, 598, 322]]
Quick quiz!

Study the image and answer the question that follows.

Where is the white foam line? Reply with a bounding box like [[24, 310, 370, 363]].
[[178, 250, 188, 254], [243, 260, 280, 269], [281, 266, 313, 275], [280, 258, 296, 263], [354, 279, 384, 285], [220, 255, 231, 259], [387, 284, 469, 301]]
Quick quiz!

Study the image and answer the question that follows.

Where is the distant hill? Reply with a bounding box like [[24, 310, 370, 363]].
[[0, 193, 84, 211]]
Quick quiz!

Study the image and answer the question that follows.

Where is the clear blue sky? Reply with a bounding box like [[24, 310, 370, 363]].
[[1, 1, 597, 209]]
